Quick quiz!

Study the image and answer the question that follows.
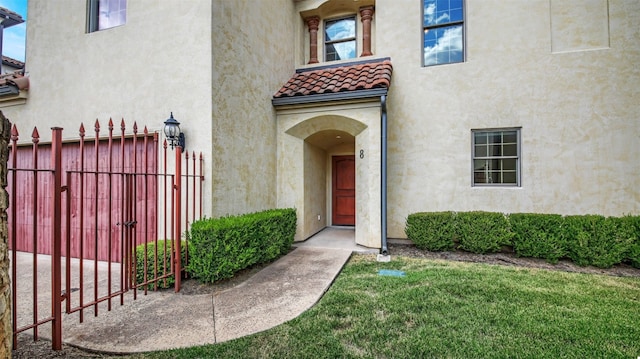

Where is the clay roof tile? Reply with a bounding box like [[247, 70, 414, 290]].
[[0, 71, 29, 92], [273, 59, 393, 98]]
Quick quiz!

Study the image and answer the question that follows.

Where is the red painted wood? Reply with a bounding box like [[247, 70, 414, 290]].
[[9, 123, 207, 351], [332, 155, 356, 226], [8, 136, 157, 262]]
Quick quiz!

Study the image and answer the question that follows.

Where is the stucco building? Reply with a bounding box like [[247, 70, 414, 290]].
[[2, 0, 638, 250]]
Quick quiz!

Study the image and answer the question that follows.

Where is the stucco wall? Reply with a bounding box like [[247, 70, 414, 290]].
[[4, 0, 299, 220], [376, 0, 640, 238], [210, 0, 296, 216], [303, 141, 326, 236], [10, 0, 637, 246], [1, 0, 214, 215]]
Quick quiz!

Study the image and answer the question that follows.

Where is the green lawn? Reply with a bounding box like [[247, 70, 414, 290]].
[[138, 255, 640, 359]]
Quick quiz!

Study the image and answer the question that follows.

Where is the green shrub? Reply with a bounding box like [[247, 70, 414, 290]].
[[405, 210, 640, 268], [187, 208, 296, 283], [628, 244, 640, 268], [565, 215, 634, 268], [456, 211, 512, 254], [621, 215, 640, 268], [509, 213, 566, 263], [405, 212, 456, 251], [135, 240, 187, 290]]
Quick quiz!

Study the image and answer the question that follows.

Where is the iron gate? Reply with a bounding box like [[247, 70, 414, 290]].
[[8, 119, 204, 350]]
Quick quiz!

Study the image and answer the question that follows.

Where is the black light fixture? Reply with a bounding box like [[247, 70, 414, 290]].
[[163, 112, 185, 150]]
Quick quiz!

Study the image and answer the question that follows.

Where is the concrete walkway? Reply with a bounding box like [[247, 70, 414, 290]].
[[13, 227, 375, 353]]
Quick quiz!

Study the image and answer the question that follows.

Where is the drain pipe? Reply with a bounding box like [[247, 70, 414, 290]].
[[380, 94, 389, 255]]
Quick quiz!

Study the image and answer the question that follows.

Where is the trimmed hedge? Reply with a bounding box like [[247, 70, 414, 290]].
[[565, 215, 634, 268], [186, 208, 296, 283], [624, 215, 640, 268], [135, 240, 187, 290], [456, 211, 512, 254], [406, 211, 511, 254], [510, 213, 566, 264], [405, 212, 456, 251], [405, 211, 640, 268]]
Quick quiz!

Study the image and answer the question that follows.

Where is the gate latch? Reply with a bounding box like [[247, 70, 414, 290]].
[[123, 220, 138, 228], [117, 221, 138, 227]]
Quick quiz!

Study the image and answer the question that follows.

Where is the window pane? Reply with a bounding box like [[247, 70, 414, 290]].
[[474, 144, 487, 157], [503, 159, 517, 170], [503, 131, 517, 143], [117, 2, 126, 25], [326, 44, 338, 62], [98, 0, 126, 30], [490, 159, 502, 170], [450, 7, 463, 22], [485, 171, 499, 183], [325, 40, 356, 61], [488, 132, 503, 144], [424, 0, 437, 26], [474, 171, 488, 184], [448, 47, 464, 63], [424, 24, 463, 66], [503, 144, 517, 156], [325, 18, 355, 42], [473, 159, 487, 170], [502, 172, 517, 184], [474, 132, 487, 144], [424, 0, 463, 26], [435, 0, 450, 24], [489, 144, 502, 156]]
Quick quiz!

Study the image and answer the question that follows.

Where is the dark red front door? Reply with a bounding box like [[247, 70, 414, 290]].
[[332, 155, 355, 226]]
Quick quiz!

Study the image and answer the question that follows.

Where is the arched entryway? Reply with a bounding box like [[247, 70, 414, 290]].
[[276, 109, 382, 248]]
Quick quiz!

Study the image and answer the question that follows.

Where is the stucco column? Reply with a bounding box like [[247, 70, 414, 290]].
[[359, 6, 374, 57], [306, 16, 320, 64]]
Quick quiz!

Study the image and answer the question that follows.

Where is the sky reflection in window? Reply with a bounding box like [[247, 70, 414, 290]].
[[325, 17, 356, 61], [98, 0, 127, 30], [423, 0, 463, 66]]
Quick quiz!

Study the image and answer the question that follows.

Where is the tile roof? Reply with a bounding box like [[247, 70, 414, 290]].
[[0, 6, 23, 20], [0, 6, 24, 27], [274, 58, 392, 99], [0, 71, 29, 92], [2, 56, 24, 69]]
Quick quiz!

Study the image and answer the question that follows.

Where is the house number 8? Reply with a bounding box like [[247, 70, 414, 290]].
[[359, 149, 364, 159]]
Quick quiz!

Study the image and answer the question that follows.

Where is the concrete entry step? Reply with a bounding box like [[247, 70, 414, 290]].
[[293, 227, 379, 254]]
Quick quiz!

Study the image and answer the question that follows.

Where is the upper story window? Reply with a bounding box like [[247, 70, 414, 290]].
[[87, 0, 127, 33], [423, 0, 464, 66], [303, 5, 374, 65], [324, 17, 357, 62]]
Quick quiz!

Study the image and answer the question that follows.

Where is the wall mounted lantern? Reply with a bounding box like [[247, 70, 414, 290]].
[[163, 112, 185, 150]]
